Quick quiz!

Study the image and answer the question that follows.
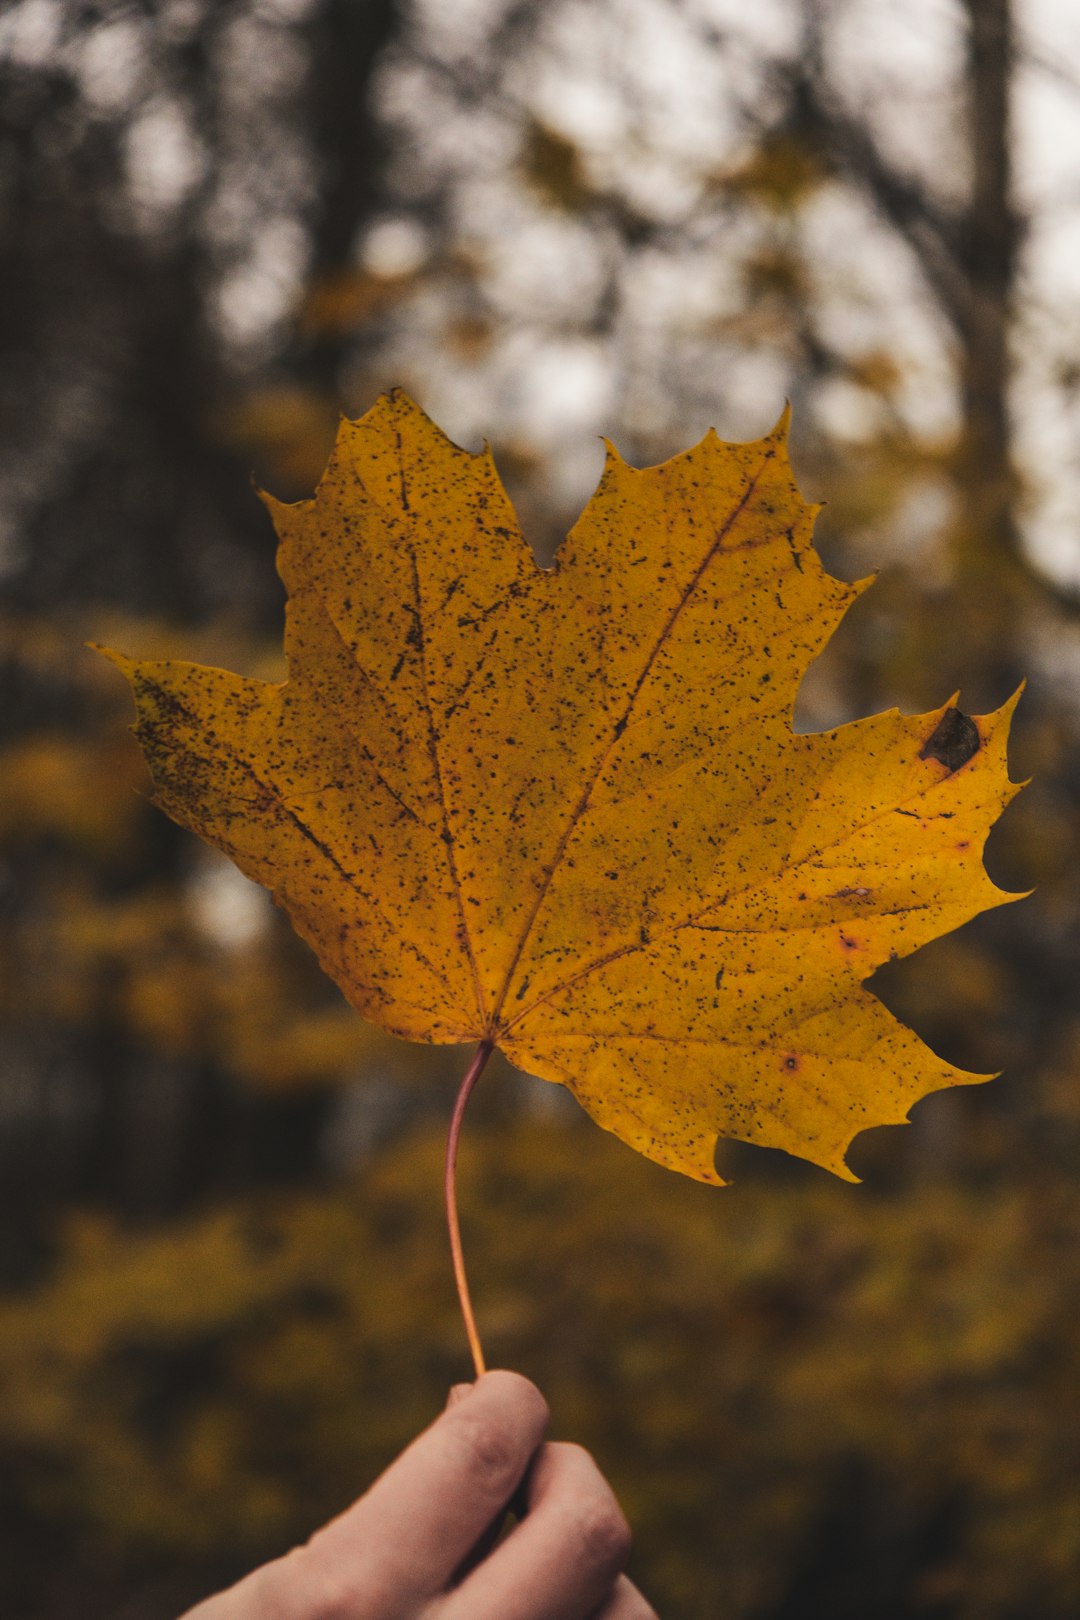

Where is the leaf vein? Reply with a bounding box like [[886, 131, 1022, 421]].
[[491, 446, 777, 1027]]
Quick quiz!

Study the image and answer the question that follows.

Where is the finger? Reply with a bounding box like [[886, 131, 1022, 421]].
[[314, 1370, 548, 1611], [443, 1441, 632, 1620], [590, 1574, 661, 1619], [212, 1370, 547, 1620]]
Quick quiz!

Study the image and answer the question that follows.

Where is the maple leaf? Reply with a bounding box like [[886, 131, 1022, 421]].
[[101, 389, 1022, 1190]]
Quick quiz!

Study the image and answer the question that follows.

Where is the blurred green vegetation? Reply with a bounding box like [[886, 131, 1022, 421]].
[[2, 1, 1080, 1617]]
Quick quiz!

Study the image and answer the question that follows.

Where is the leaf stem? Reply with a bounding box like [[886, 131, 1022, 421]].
[[445, 1038, 495, 1377]]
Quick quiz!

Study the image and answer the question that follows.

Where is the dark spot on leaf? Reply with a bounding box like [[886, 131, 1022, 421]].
[[919, 706, 980, 774], [783, 1054, 800, 1072]]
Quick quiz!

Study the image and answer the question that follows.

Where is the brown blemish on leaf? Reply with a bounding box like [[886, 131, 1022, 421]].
[[919, 706, 981, 774], [98, 390, 1026, 1188]]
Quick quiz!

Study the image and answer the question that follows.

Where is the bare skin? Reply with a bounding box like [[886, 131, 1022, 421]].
[[182, 1370, 658, 1620]]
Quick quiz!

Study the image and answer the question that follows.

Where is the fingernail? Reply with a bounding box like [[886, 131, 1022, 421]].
[[446, 1382, 474, 1408]]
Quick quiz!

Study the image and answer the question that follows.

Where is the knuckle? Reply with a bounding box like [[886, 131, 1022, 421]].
[[574, 1493, 633, 1574], [269, 1537, 374, 1620], [454, 1411, 521, 1497], [275, 1542, 349, 1620]]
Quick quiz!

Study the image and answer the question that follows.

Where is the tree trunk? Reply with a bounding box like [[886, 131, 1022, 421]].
[[956, 0, 1019, 568]]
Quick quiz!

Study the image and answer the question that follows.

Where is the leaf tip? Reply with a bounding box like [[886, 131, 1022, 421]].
[[255, 483, 300, 525], [995, 679, 1026, 727], [379, 383, 426, 423], [769, 399, 793, 442], [964, 1069, 1002, 1089], [88, 642, 134, 679]]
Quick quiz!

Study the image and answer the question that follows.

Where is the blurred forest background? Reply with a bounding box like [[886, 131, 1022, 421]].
[[2, 0, 1080, 1615]]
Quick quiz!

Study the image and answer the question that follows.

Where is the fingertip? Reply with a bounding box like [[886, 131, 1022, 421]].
[[446, 1382, 474, 1409], [474, 1367, 544, 1400], [474, 1368, 550, 1430]]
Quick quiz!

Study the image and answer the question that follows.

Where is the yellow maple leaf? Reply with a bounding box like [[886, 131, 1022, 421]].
[[102, 390, 1022, 1191]]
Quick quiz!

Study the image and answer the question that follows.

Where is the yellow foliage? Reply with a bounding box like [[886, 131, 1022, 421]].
[[741, 244, 812, 304], [298, 268, 417, 337], [37, 892, 398, 1086], [0, 732, 146, 855], [106, 391, 1022, 1183], [845, 348, 906, 400], [720, 138, 828, 211], [213, 386, 340, 497], [521, 120, 596, 213], [3, 1117, 1080, 1617]]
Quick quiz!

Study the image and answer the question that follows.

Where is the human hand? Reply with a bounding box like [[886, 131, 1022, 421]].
[[182, 1369, 657, 1619]]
